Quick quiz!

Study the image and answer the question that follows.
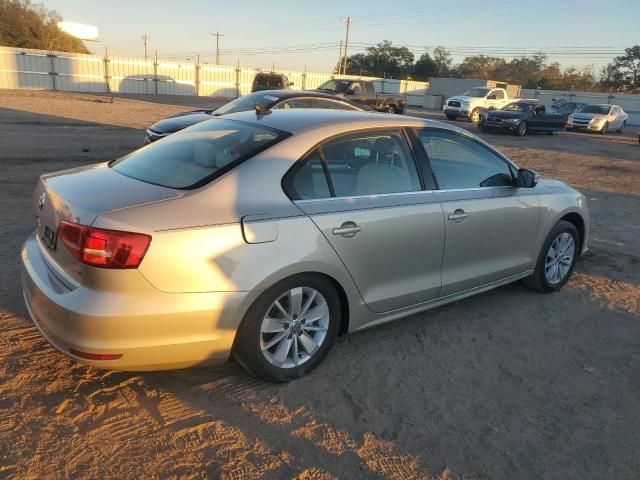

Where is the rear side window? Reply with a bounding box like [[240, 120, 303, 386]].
[[111, 119, 287, 189], [417, 129, 514, 189], [285, 130, 421, 200]]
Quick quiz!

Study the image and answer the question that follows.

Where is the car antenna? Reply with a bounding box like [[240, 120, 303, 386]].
[[254, 104, 272, 116]]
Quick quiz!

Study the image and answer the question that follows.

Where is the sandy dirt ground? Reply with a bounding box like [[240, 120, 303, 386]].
[[0, 89, 639, 480]]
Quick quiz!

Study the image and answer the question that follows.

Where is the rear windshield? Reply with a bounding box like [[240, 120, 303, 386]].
[[214, 91, 280, 115], [111, 119, 288, 189]]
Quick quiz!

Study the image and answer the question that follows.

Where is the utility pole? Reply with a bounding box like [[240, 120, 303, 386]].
[[340, 16, 352, 75], [337, 40, 343, 75], [142, 34, 150, 61], [212, 31, 224, 65]]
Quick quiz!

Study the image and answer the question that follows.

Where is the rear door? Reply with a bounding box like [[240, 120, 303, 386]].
[[415, 128, 540, 296], [287, 129, 445, 313]]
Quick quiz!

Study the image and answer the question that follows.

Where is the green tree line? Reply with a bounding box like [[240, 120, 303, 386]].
[[0, 0, 88, 53], [339, 41, 640, 93]]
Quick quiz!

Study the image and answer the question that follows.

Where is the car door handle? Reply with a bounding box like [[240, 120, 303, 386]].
[[333, 222, 361, 237], [447, 209, 468, 222]]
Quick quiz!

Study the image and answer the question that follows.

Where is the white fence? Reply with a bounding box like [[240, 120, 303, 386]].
[[521, 88, 640, 126], [0, 46, 429, 106]]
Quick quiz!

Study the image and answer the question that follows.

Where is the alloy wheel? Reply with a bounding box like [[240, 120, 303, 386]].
[[260, 287, 330, 368], [544, 232, 575, 285]]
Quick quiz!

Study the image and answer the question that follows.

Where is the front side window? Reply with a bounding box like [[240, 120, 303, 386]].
[[490, 89, 505, 99], [417, 129, 514, 189], [314, 98, 359, 110], [275, 98, 315, 109], [112, 119, 286, 189]]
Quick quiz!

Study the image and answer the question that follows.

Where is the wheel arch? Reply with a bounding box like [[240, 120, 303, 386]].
[[559, 211, 586, 254]]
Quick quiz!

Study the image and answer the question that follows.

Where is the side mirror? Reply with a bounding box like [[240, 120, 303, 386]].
[[488, 106, 495, 110], [516, 168, 539, 188]]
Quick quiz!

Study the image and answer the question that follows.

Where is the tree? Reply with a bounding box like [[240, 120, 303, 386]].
[[504, 54, 546, 88], [611, 45, 640, 90], [0, 0, 89, 53], [432, 47, 452, 77], [413, 52, 436, 80], [343, 40, 414, 77], [599, 62, 625, 92], [454, 55, 506, 80]]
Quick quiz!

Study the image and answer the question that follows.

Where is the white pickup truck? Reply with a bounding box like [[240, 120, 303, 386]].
[[443, 87, 511, 123]]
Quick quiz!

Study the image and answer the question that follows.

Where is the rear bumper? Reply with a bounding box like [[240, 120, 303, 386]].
[[21, 232, 255, 371]]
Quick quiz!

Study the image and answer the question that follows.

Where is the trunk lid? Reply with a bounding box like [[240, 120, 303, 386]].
[[34, 162, 182, 279]]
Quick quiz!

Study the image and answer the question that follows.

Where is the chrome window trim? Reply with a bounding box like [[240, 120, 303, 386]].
[[294, 188, 436, 204]]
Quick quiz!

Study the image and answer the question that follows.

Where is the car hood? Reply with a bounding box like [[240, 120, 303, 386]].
[[149, 110, 213, 134], [448, 95, 482, 103], [487, 110, 526, 120]]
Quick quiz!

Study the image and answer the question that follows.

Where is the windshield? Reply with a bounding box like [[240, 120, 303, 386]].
[[316, 79, 351, 93], [213, 92, 280, 116], [252, 74, 284, 90], [111, 119, 288, 189], [463, 87, 491, 98], [581, 105, 611, 115], [502, 102, 534, 112]]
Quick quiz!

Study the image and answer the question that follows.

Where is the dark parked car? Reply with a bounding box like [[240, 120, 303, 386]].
[[314, 79, 406, 113], [551, 100, 587, 115], [251, 72, 292, 92], [144, 90, 367, 143], [479, 100, 566, 136]]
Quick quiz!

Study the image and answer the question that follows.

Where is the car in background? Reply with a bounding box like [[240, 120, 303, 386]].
[[551, 101, 587, 115], [314, 79, 406, 113], [478, 100, 566, 136], [444, 87, 511, 123], [566, 104, 628, 134], [23, 109, 589, 381], [251, 72, 293, 92], [144, 90, 367, 143]]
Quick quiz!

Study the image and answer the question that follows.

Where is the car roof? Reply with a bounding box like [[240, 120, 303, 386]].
[[222, 108, 445, 134], [249, 89, 355, 101]]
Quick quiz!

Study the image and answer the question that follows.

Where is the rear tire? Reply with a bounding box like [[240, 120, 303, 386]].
[[233, 274, 341, 382], [523, 220, 579, 293]]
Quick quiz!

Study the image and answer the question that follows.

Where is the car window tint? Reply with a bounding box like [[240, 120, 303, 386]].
[[287, 151, 331, 200], [111, 119, 285, 189], [417, 129, 513, 189], [314, 98, 359, 110], [320, 130, 421, 197], [491, 90, 505, 99]]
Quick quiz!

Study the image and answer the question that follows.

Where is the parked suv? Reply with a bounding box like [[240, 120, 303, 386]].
[[252, 72, 292, 92]]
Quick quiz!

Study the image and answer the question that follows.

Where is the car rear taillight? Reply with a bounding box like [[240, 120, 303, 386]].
[[58, 221, 151, 269]]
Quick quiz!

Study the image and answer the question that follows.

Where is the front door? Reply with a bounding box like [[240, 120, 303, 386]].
[[288, 129, 445, 313], [415, 128, 540, 296]]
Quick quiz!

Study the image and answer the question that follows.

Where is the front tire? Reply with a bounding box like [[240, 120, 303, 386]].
[[600, 122, 608, 135], [469, 108, 481, 123], [445, 113, 456, 121], [617, 121, 626, 133], [233, 274, 341, 382], [523, 220, 579, 293], [515, 121, 528, 136]]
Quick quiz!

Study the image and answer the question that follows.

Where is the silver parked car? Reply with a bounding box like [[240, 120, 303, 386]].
[[22, 110, 589, 381], [566, 104, 628, 134]]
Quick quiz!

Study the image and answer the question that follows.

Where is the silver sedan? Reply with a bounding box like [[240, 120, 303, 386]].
[[22, 109, 589, 381]]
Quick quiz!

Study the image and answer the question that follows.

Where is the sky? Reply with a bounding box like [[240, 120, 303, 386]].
[[45, 0, 639, 73]]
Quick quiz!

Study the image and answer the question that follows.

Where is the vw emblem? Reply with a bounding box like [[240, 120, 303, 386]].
[[38, 192, 46, 210]]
